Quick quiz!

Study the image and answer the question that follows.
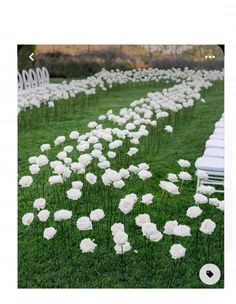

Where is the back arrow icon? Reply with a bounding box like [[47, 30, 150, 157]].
[[29, 53, 35, 61]]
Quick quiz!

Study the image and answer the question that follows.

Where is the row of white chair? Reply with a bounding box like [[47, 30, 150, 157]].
[[195, 113, 224, 193], [18, 67, 52, 91]]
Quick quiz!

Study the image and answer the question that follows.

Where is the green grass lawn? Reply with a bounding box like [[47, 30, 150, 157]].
[[18, 80, 224, 288]]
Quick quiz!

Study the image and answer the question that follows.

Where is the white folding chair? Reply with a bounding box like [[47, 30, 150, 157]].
[[204, 148, 224, 158], [205, 139, 224, 149], [22, 69, 31, 90], [195, 156, 224, 193]]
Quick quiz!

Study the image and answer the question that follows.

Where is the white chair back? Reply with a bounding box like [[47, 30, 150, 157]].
[[42, 67, 50, 85], [36, 67, 45, 86], [22, 70, 31, 89], [18, 72, 24, 91], [29, 69, 38, 88]]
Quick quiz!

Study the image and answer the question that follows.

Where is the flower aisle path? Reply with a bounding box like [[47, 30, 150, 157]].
[[18, 80, 224, 288]]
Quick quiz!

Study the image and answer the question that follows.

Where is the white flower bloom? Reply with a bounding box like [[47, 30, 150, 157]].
[[33, 198, 46, 211], [29, 164, 40, 175], [119, 198, 135, 214], [91, 149, 102, 158], [54, 209, 72, 221], [48, 175, 63, 185], [113, 179, 125, 189], [36, 155, 49, 166], [69, 131, 79, 140], [167, 173, 178, 183], [128, 165, 139, 173], [85, 173, 97, 185], [19, 176, 33, 188], [217, 201, 224, 211], [90, 209, 105, 221], [195, 170, 208, 180], [78, 154, 92, 167], [107, 151, 116, 159], [76, 216, 93, 231], [114, 242, 132, 254], [80, 238, 97, 253], [40, 144, 51, 152], [22, 213, 34, 225], [138, 163, 149, 171], [149, 231, 163, 242], [198, 185, 215, 196], [43, 227, 57, 240], [159, 181, 180, 195], [173, 225, 191, 237], [169, 244, 186, 259], [38, 210, 50, 222], [164, 125, 173, 133], [64, 145, 73, 153], [135, 213, 151, 227], [194, 193, 208, 204], [111, 223, 124, 236], [28, 156, 37, 164], [178, 171, 192, 181], [67, 188, 82, 200], [200, 219, 216, 235], [142, 222, 157, 237], [138, 170, 152, 181], [177, 159, 191, 168], [186, 206, 202, 218], [119, 168, 130, 179], [57, 151, 67, 160], [88, 121, 97, 129], [113, 231, 128, 245], [209, 198, 221, 206], [54, 136, 65, 145], [163, 220, 178, 235], [127, 147, 139, 157], [141, 193, 154, 205], [72, 181, 83, 190]]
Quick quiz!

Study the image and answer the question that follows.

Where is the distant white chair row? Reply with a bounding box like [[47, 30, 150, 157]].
[[195, 113, 224, 193]]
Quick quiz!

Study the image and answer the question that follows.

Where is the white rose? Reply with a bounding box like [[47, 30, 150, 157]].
[[38, 210, 50, 222], [135, 214, 151, 227], [40, 144, 51, 152], [164, 125, 173, 133], [43, 227, 57, 240], [72, 181, 83, 190], [67, 188, 82, 200], [36, 155, 49, 166], [85, 173, 97, 185], [19, 176, 33, 188], [113, 180, 125, 189], [33, 198, 46, 211], [22, 213, 34, 225], [76, 216, 93, 230], [186, 206, 202, 218], [169, 244, 186, 259], [173, 225, 191, 237], [80, 238, 97, 253], [107, 151, 116, 159], [177, 159, 191, 168], [29, 164, 40, 175], [114, 242, 132, 254], [163, 220, 178, 235], [198, 185, 215, 196], [200, 219, 216, 235], [69, 131, 79, 140], [178, 171, 192, 181], [64, 145, 73, 153], [90, 209, 105, 221], [111, 223, 124, 236], [167, 173, 178, 183], [118, 198, 135, 214], [141, 193, 154, 205], [138, 170, 152, 181], [149, 231, 163, 242], [54, 209, 72, 221], [194, 193, 208, 204], [113, 231, 128, 245], [195, 170, 208, 180], [48, 175, 63, 185], [142, 223, 157, 237], [127, 147, 139, 157]]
